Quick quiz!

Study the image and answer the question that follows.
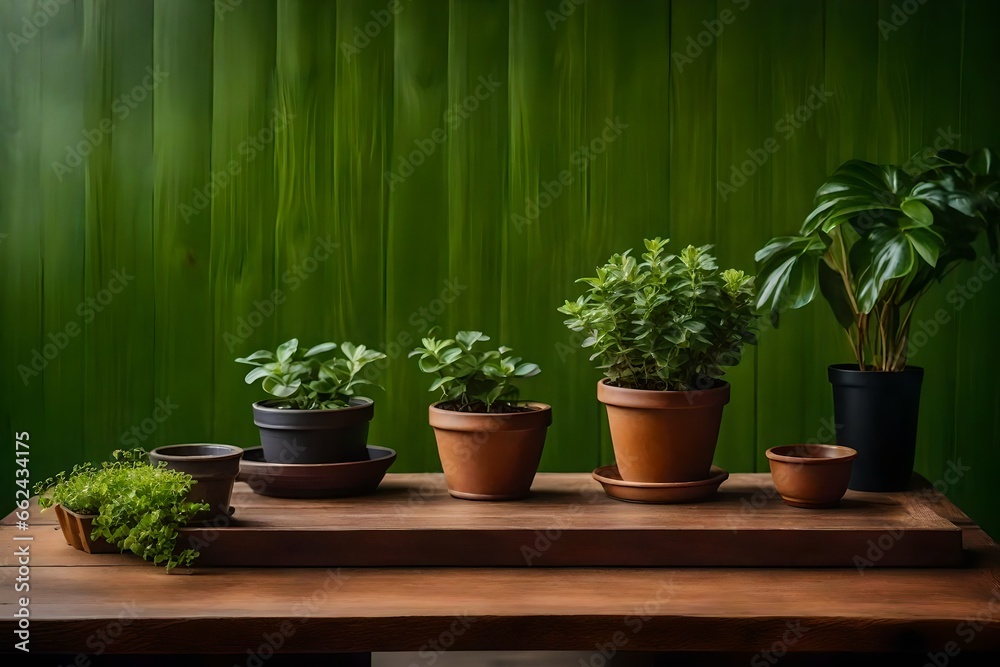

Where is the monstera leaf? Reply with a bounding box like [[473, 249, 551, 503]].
[[755, 147, 1000, 371]]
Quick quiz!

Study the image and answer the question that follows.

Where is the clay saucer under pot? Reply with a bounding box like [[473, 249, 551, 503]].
[[592, 465, 729, 503], [766, 444, 857, 509], [238, 445, 396, 499]]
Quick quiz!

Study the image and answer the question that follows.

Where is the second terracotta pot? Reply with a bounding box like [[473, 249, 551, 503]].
[[429, 401, 552, 501], [597, 379, 730, 483]]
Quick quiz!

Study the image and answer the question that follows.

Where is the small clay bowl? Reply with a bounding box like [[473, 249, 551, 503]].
[[765, 444, 857, 509]]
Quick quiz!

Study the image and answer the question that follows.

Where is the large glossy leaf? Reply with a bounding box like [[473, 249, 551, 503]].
[[907, 227, 944, 267], [850, 226, 916, 313], [900, 199, 933, 227], [276, 338, 299, 363], [801, 160, 912, 235], [817, 261, 855, 330]]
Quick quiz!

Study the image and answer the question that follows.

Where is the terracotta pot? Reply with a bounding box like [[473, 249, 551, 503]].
[[766, 444, 858, 509], [253, 398, 373, 464], [54, 505, 118, 554], [597, 379, 730, 483], [148, 444, 243, 521], [429, 401, 552, 500]]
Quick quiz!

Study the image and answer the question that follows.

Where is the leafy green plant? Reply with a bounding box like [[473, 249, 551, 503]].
[[558, 238, 758, 391], [409, 330, 540, 412], [236, 338, 387, 409], [756, 148, 1000, 371], [34, 462, 100, 514], [35, 449, 208, 570]]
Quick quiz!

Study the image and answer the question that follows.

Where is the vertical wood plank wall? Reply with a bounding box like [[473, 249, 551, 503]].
[[1, 0, 998, 536]]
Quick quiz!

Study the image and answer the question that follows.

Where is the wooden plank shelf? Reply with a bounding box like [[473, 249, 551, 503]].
[[177, 473, 964, 568]]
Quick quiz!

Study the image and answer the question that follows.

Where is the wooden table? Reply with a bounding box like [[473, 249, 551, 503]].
[[2, 473, 999, 663]]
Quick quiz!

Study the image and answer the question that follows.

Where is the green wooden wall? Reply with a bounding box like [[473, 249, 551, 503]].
[[2, 0, 998, 536]]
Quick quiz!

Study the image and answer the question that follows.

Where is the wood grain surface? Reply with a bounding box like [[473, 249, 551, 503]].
[[2, 477, 998, 654], [162, 473, 964, 567]]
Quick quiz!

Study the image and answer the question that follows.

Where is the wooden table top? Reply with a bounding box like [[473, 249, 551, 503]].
[[180, 472, 963, 567], [2, 473, 999, 655]]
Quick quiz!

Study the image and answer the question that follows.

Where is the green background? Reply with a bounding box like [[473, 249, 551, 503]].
[[2, 0, 998, 537]]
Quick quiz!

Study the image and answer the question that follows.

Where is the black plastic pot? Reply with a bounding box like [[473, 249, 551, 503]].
[[252, 398, 373, 464], [148, 444, 243, 521], [828, 364, 924, 492]]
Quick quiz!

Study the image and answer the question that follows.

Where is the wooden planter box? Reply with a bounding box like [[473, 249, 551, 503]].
[[54, 505, 119, 554]]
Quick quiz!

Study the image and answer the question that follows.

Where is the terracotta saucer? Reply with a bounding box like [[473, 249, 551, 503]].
[[592, 465, 729, 504], [238, 445, 396, 499]]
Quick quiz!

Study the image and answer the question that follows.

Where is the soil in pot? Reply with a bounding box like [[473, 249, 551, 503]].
[[429, 401, 552, 500], [148, 444, 243, 521], [828, 364, 923, 492], [597, 379, 730, 483], [766, 444, 858, 509], [253, 398, 373, 464]]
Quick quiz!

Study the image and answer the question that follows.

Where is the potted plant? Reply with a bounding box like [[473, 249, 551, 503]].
[[409, 330, 550, 500], [34, 462, 117, 554], [558, 238, 758, 483], [148, 444, 243, 520], [236, 338, 387, 464], [35, 449, 208, 569], [756, 148, 999, 491]]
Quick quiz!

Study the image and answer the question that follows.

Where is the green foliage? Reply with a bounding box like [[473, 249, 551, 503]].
[[408, 330, 541, 412], [34, 462, 100, 514], [756, 148, 1000, 371], [34, 449, 208, 570], [558, 238, 758, 391], [236, 338, 387, 409]]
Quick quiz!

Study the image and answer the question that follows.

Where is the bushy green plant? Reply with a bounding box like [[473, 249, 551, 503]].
[[35, 462, 100, 514], [755, 148, 1000, 371], [236, 338, 387, 409], [558, 238, 758, 391], [409, 330, 540, 412], [35, 449, 208, 570]]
